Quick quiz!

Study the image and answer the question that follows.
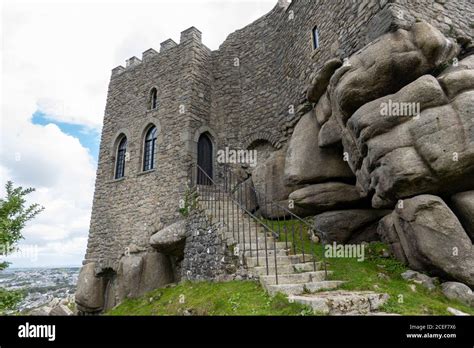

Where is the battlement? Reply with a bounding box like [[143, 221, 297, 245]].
[[160, 38, 178, 52], [180, 26, 202, 44], [111, 26, 207, 78]]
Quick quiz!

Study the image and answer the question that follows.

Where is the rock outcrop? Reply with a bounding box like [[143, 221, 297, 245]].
[[377, 195, 474, 287], [75, 263, 105, 313], [441, 282, 474, 307], [289, 182, 366, 216], [323, 23, 471, 208], [450, 190, 474, 242], [284, 111, 354, 186], [149, 220, 187, 257], [315, 209, 390, 244], [115, 251, 174, 302]]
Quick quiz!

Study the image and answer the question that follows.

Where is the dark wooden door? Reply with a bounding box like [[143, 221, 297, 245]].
[[197, 133, 213, 185]]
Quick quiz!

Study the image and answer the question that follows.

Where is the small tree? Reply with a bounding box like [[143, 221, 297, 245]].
[[0, 181, 43, 270]]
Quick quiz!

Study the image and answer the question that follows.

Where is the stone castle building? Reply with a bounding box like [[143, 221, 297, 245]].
[[76, 0, 473, 313]]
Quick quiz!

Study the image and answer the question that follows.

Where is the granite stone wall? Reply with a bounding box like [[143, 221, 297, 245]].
[[181, 208, 247, 281]]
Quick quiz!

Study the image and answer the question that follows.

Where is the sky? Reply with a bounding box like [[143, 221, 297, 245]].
[[0, 0, 276, 267]]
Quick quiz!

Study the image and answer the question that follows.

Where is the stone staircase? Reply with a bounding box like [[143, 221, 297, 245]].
[[197, 188, 389, 315]]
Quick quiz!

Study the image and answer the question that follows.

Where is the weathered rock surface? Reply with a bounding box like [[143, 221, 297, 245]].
[[149, 220, 187, 256], [233, 177, 258, 213], [307, 58, 342, 103], [323, 22, 472, 208], [447, 307, 470, 316], [314, 209, 390, 244], [284, 111, 354, 186], [28, 306, 53, 316], [450, 190, 474, 242], [441, 282, 474, 307], [75, 263, 105, 313], [49, 304, 74, 316], [401, 270, 437, 291], [377, 195, 474, 287], [329, 21, 459, 121], [252, 149, 305, 218], [116, 251, 174, 301], [289, 182, 365, 216], [318, 115, 342, 148], [289, 291, 389, 315]]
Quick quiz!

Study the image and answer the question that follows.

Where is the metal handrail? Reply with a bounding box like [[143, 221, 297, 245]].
[[191, 163, 282, 284], [221, 164, 327, 277]]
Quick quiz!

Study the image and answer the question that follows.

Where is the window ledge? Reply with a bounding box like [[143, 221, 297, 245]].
[[110, 177, 126, 183], [138, 169, 156, 176]]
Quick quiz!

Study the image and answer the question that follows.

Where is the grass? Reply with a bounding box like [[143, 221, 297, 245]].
[[270, 219, 474, 316], [107, 280, 313, 316], [109, 218, 474, 316]]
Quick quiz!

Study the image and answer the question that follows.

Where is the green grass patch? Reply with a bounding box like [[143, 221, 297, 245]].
[[107, 280, 314, 316]]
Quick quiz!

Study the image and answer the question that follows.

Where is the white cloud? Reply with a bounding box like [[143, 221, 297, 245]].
[[0, 0, 275, 267]]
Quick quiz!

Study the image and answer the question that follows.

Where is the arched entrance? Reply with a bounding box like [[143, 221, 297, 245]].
[[197, 133, 213, 185]]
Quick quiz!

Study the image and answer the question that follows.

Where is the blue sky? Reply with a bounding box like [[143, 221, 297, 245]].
[[31, 111, 100, 161]]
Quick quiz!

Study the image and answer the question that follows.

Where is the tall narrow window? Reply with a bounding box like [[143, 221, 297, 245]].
[[149, 88, 158, 110], [115, 137, 127, 179], [312, 26, 319, 50], [143, 126, 157, 171]]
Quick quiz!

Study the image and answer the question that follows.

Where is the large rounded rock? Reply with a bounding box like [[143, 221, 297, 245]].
[[441, 282, 474, 307], [75, 263, 105, 313], [232, 177, 258, 213], [377, 195, 474, 287], [289, 182, 366, 216], [330, 21, 459, 120], [252, 148, 304, 218], [450, 191, 474, 242], [284, 111, 354, 186], [307, 58, 342, 103], [149, 220, 187, 256], [116, 251, 174, 301], [314, 209, 390, 244]]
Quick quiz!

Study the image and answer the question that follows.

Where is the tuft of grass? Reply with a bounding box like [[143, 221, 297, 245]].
[[107, 280, 314, 316]]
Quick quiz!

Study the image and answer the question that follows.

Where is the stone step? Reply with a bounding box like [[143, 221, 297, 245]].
[[249, 262, 322, 276], [237, 241, 288, 251], [266, 280, 344, 296], [288, 291, 389, 315], [260, 271, 330, 286], [225, 233, 273, 243], [242, 249, 288, 258], [245, 254, 313, 267]]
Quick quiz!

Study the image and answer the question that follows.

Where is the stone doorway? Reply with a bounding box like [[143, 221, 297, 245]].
[[197, 132, 213, 185]]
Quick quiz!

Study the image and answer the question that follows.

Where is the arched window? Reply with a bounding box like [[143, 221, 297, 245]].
[[115, 136, 127, 179], [149, 88, 158, 110], [312, 26, 319, 50], [143, 126, 157, 171]]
